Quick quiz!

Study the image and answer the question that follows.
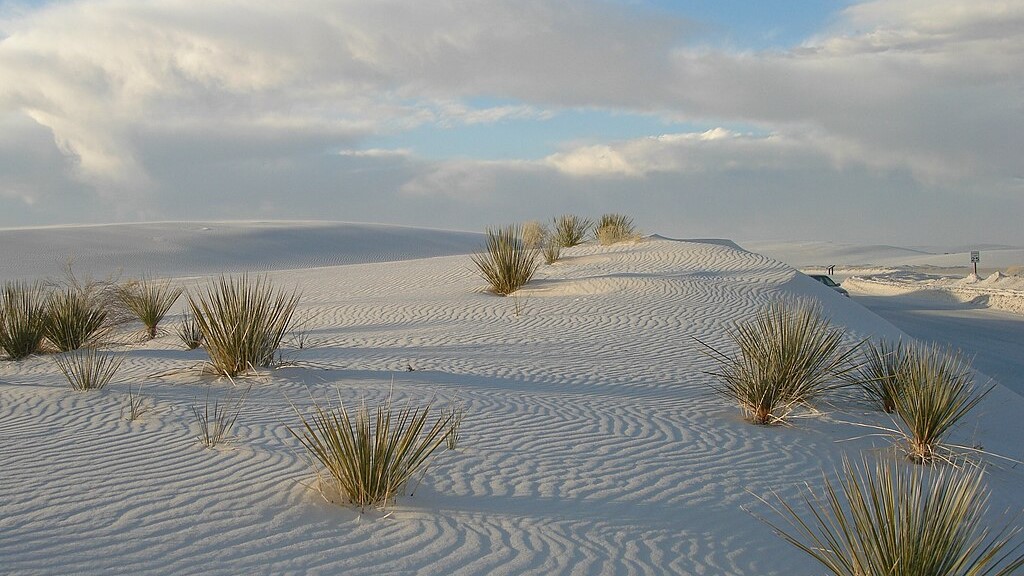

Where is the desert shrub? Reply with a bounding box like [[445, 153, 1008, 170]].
[[191, 387, 247, 447], [845, 339, 908, 413], [53, 348, 124, 391], [552, 214, 592, 247], [521, 220, 548, 249], [542, 237, 562, 265], [45, 287, 108, 351], [289, 396, 452, 510], [122, 382, 149, 421], [892, 344, 991, 463], [471, 225, 540, 296], [594, 213, 639, 245], [444, 401, 465, 450], [57, 262, 134, 329], [698, 298, 859, 424], [0, 280, 49, 359], [765, 455, 1024, 576], [177, 312, 203, 350], [187, 275, 300, 377], [117, 278, 183, 340]]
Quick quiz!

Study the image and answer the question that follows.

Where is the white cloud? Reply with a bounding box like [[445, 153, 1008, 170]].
[[545, 129, 773, 177], [0, 0, 1021, 244], [338, 148, 412, 159]]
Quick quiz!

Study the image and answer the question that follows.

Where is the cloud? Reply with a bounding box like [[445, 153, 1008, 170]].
[[0, 0, 1021, 244], [664, 0, 1024, 185], [0, 0, 679, 191], [544, 128, 792, 177]]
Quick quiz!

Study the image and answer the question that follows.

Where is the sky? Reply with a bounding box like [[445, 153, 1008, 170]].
[[0, 0, 1021, 246]]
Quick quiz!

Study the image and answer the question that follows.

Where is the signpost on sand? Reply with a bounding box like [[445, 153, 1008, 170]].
[[971, 250, 980, 276]]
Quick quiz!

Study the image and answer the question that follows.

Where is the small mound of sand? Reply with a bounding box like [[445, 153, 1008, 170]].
[[981, 271, 1007, 285]]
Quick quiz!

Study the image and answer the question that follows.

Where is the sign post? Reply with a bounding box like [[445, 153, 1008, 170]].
[[970, 250, 980, 276]]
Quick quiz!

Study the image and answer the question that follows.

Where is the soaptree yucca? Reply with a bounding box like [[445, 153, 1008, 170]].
[[845, 338, 909, 413], [521, 220, 548, 250], [187, 275, 299, 377], [542, 237, 562, 265], [594, 213, 638, 245], [45, 287, 108, 352], [552, 214, 592, 248], [471, 225, 540, 296], [0, 280, 49, 359], [117, 278, 183, 340], [289, 395, 453, 510], [176, 312, 203, 350], [699, 298, 859, 424], [765, 456, 1024, 576], [892, 344, 991, 463], [53, 348, 124, 391]]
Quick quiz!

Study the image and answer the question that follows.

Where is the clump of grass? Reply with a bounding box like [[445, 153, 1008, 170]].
[[117, 278, 183, 340], [45, 287, 108, 352], [471, 225, 540, 296], [191, 387, 248, 448], [542, 237, 562, 265], [845, 339, 909, 413], [187, 275, 300, 377], [53, 348, 124, 391], [892, 344, 991, 463], [122, 382, 150, 421], [552, 214, 592, 247], [594, 213, 639, 245], [698, 298, 859, 425], [0, 280, 49, 359], [444, 401, 465, 450], [289, 395, 453, 510], [521, 220, 548, 249], [764, 455, 1024, 576], [176, 311, 203, 350]]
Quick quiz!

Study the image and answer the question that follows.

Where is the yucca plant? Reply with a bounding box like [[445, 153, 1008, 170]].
[[45, 287, 108, 352], [117, 278, 183, 340], [594, 213, 638, 245], [176, 311, 203, 350], [892, 344, 991, 463], [289, 395, 453, 510], [698, 299, 860, 425], [191, 387, 248, 448], [53, 348, 124, 391], [552, 214, 592, 247], [187, 275, 300, 377], [764, 455, 1024, 576], [471, 225, 540, 296], [845, 339, 909, 413], [542, 237, 562, 265], [0, 280, 49, 359], [521, 220, 548, 249]]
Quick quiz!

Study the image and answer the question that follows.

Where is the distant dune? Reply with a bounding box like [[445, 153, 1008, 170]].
[[0, 221, 483, 283], [743, 239, 1024, 269]]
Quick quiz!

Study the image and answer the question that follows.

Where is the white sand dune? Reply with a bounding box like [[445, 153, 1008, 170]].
[[745, 239, 1024, 316], [1, 223, 1022, 575], [0, 221, 483, 284], [744, 239, 1024, 270]]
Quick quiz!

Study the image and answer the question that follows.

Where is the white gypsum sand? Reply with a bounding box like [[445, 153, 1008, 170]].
[[1, 223, 1022, 575]]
